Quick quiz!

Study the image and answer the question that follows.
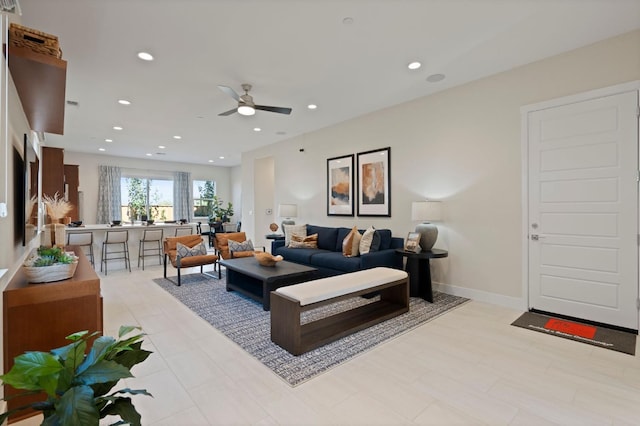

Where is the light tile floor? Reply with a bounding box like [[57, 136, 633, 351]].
[[15, 262, 640, 425]]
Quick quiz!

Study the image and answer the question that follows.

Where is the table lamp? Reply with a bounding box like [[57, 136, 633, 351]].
[[278, 203, 297, 232], [411, 200, 442, 251]]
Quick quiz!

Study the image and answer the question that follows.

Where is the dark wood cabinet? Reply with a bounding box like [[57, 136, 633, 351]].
[[41, 146, 65, 199], [7, 45, 67, 135], [64, 164, 79, 221], [3, 248, 102, 422]]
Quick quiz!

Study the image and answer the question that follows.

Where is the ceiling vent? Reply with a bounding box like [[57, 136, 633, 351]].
[[66, 100, 79, 107]]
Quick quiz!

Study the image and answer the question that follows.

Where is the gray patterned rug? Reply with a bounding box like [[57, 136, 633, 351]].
[[153, 273, 468, 386]]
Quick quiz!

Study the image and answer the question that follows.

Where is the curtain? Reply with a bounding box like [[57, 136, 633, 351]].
[[96, 166, 122, 224], [173, 171, 192, 222]]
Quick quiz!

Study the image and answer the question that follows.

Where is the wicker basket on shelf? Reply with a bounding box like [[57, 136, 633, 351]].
[[9, 23, 62, 58]]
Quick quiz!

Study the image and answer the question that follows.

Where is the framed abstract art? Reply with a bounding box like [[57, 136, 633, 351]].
[[327, 154, 354, 216], [357, 147, 391, 217]]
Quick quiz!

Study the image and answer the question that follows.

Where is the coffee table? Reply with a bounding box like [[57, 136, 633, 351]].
[[219, 257, 318, 310]]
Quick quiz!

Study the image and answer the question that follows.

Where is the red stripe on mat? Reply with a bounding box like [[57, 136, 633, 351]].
[[544, 318, 597, 339]]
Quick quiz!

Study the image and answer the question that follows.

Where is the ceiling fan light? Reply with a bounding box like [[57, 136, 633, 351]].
[[237, 105, 256, 116]]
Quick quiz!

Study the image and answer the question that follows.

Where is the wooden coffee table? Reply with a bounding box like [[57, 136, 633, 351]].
[[219, 257, 318, 310]]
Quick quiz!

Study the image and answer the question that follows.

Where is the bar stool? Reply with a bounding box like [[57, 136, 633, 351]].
[[174, 226, 193, 236], [138, 228, 163, 270], [101, 230, 131, 275], [67, 232, 94, 267]]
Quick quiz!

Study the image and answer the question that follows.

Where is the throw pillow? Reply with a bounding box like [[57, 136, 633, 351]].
[[288, 233, 318, 249], [228, 239, 254, 252], [284, 224, 307, 245], [342, 226, 362, 257], [369, 230, 381, 252], [359, 226, 376, 254], [176, 241, 207, 258]]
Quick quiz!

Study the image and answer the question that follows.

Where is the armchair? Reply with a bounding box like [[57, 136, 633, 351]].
[[163, 234, 219, 286]]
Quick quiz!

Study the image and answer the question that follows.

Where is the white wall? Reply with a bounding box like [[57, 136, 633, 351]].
[[242, 30, 640, 307], [62, 151, 235, 224]]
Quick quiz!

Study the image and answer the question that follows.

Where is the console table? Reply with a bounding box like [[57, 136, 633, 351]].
[[395, 248, 448, 302], [3, 247, 102, 422]]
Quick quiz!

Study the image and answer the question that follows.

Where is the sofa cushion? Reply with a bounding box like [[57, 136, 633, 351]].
[[359, 226, 375, 254], [310, 252, 362, 273], [342, 226, 361, 257], [335, 227, 353, 251], [228, 239, 254, 252], [276, 247, 327, 264], [375, 229, 393, 250], [176, 241, 207, 258], [306, 225, 338, 251], [289, 233, 318, 248], [283, 224, 307, 245]]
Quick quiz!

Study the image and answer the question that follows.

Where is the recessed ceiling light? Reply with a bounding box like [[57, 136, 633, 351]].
[[219, 156, 225, 159], [173, 135, 182, 140], [342, 17, 354, 25], [98, 148, 105, 152], [113, 126, 123, 130], [118, 99, 131, 105], [426, 73, 446, 83], [253, 127, 261, 132], [408, 62, 421, 70], [208, 159, 214, 163], [146, 153, 152, 156], [105, 139, 113, 142], [307, 104, 317, 110], [137, 52, 154, 61], [158, 145, 166, 149]]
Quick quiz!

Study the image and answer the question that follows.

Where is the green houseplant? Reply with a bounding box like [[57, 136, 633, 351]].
[[0, 326, 153, 426]]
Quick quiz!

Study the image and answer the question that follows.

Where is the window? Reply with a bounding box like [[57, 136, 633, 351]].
[[193, 180, 216, 218], [121, 177, 174, 221]]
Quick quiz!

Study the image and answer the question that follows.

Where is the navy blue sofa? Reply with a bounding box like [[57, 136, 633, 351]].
[[271, 224, 404, 278]]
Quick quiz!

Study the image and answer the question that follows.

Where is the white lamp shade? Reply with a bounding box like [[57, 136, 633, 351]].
[[411, 200, 442, 222], [278, 203, 298, 218]]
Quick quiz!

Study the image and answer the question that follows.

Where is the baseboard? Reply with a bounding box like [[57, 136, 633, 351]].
[[433, 281, 526, 311]]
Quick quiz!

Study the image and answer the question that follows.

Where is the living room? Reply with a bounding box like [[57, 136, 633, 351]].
[[1, 1, 640, 424]]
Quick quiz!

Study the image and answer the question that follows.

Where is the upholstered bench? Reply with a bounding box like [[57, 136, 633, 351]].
[[270, 267, 409, 355]]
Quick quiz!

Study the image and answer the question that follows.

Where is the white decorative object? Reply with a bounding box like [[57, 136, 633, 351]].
[[23, 249, 79, 283], [411, 200, 443, 251]]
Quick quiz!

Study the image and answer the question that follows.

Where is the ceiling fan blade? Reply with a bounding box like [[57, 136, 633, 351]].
[[218, 85, 240, 102], [218, 108, 238, 116], [255, 105, 292, 115]]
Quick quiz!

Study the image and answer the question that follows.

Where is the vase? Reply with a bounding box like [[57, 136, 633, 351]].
[[54, 223, 66, 248]]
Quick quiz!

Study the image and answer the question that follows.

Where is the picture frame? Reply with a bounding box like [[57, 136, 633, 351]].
[[357, 147, 391, 217], [404, 232, 422, 253], [327, 154, 354, 216]]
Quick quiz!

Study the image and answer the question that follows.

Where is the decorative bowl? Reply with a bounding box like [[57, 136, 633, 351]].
[[111, 220, 121, 226], [254, 252, 283, 267]]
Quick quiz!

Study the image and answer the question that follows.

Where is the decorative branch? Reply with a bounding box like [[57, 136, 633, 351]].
[[43, 193, 72, 221]]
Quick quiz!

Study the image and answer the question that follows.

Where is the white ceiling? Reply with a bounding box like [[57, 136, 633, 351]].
[[17, 0, 640, 167]]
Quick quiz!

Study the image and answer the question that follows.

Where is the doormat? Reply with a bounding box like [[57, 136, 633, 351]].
[[511, 311, 636, 355]]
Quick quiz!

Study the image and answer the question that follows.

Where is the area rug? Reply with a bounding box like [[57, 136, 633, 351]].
[[511, 311, 637, 355], [153, 273, 468, 386]]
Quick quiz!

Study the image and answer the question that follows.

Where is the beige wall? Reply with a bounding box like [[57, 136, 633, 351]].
[[63, 151, 235, 225], [242, 30, 640, 307]]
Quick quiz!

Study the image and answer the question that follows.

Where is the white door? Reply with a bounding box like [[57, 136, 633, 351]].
[[528, 90, 639, 330]]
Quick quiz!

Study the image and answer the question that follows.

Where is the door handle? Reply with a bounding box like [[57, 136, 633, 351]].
[[530, 234, 546, 241]]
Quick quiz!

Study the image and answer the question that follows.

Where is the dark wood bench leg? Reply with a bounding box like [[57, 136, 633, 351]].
[[270, 292, 302, 355]]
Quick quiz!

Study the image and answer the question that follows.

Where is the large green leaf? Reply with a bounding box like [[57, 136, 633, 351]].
[[76, 360, 132, 386], [56, 385, 99, 426], [77, 336, 116, 374], [110, 343, 153, 370], [64, 330, 90, 342], [99, 397, 141, 426], [1, 352, 62, 390], [38, 374, 59, 397], [118, 325, 142, 338], [64, 341, 87, 371]]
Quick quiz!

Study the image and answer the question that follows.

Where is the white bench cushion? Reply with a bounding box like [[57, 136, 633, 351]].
[[275, 267, 408, 306]]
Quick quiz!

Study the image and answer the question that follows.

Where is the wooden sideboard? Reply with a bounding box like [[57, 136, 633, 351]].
[[3, 247, 102, 422]]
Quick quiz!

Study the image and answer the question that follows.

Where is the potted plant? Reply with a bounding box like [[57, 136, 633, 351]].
[[0, 325, 152, 426], [43, 193, 73, 247], [220, 202, 234, 223], [23, 246, 79, 283]]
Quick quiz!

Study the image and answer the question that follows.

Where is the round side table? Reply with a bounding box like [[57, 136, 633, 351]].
[[395, 248, 448, 302]]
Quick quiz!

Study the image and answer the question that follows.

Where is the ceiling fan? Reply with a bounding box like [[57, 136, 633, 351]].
[[217, 84, 292, 116]]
